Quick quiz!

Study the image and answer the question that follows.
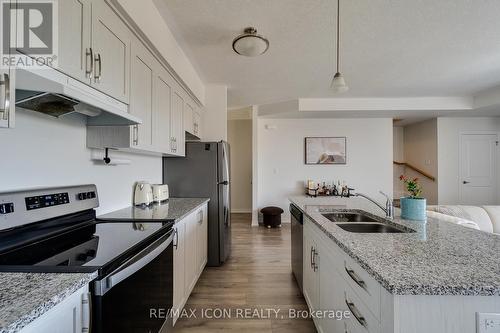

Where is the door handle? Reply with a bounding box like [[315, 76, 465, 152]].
[[462, 181, 470, 184]]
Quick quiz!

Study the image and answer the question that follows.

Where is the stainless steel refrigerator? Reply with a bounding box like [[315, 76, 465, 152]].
[[163, 141, 231, 266]]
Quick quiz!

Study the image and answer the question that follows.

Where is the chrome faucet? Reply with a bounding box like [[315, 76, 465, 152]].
[[354, 191, 394, 219]]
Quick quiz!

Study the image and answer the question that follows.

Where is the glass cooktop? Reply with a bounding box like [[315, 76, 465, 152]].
[[0, 218, 173, 275]]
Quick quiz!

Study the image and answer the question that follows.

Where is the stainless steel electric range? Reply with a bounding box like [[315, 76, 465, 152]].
[[0, 184, 174, 333]]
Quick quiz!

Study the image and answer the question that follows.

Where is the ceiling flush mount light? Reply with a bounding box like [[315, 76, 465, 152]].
[[232, 27, 270, 57], [331, 0, 349, 93]]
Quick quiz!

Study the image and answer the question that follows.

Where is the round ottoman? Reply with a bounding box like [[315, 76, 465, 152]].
[[260, 206, 284, 228]]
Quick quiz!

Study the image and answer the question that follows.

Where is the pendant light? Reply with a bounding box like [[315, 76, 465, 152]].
[[331, 0, 349, 93]]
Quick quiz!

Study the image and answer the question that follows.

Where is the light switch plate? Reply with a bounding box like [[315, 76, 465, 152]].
[[477, 313, 500, 333]]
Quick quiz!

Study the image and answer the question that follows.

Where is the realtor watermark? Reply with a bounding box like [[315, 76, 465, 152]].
[[1, 0, 58, 68], [149, 307, 351, 321]]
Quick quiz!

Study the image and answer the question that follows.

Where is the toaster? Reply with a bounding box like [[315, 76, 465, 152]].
[[152, 184, 169, 203]]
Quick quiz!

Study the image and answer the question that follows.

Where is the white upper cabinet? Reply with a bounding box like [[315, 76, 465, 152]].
[[129, 37, 154, 150], [193, 111, 202, 139], [57, 0, 92, 83], [184, 99, 203, 139], [155, 65, 173, 153], [0, 0, 15, 129], [91, 0, 131, 103], [171, 90, 185, 156], [184, 102, 194, 135]]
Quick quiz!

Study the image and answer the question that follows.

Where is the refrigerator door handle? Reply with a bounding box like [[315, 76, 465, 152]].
[[218, 181, 229, 185]]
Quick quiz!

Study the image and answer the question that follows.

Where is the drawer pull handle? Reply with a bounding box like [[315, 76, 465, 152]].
[[345, 265, 367, 291], [345, 298, 367, 329]]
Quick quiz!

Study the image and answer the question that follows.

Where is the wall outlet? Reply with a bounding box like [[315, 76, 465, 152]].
[[477, 313, 500, 332]]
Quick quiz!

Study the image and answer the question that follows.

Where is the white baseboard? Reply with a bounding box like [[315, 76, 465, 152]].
[[231, 209, 252, 213]]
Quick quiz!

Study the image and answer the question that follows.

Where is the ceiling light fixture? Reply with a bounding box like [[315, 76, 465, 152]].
[[232, 27, 269, 57], [331, 0, 349, 93]]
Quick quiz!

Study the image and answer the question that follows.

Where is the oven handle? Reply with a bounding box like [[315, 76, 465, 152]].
[[94, 230, 174, 296]]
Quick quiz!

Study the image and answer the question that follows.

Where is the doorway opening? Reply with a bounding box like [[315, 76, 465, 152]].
[[227, 108, 253, 224]]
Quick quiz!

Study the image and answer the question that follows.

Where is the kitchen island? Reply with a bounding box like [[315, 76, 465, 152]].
[[290, 196, 500, 333]]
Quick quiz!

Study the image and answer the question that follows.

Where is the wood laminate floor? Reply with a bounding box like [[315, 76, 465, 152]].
[[173, 214, 316, 333]]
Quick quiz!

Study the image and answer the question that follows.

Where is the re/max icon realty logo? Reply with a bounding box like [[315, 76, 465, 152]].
[[1, 0, 58, 68]]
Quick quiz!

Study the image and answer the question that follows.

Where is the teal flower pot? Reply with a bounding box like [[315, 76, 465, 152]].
[[400, 197, 427, 221]]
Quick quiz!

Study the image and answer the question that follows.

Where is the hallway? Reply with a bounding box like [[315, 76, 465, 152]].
[[174, 214, 316, 333]]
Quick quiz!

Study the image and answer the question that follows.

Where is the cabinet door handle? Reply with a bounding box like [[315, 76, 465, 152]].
[[82, 292, 92, 333], [94, 53, 102, 83], [198, 210, 203, 224], [85, 48, 94, 78], [345, 296, 367, 329], [345, 265, 367, 291], [313, 249, 318, 272], [0, 73, 10, 121], [133, 125, 139, 145]]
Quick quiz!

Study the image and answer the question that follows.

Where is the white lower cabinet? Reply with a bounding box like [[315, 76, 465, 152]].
[[173, 203, 208, 325], [20, 285, 90, 333], [173, 217, 186, 323]]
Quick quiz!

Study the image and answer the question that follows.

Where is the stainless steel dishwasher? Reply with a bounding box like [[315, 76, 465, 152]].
[[290, 203, 303, 291]]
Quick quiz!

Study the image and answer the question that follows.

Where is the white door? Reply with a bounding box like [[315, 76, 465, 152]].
[[57, 0, 92, 83], [460, 133, 498, 205], [91, 0, 131, 103]]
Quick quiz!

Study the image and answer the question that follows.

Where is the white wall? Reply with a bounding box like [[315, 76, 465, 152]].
[[403, 119, 438, 204], [393, 126, 405, 197], [256, 118, 393, 223], [227, 119, 252, 213], [437, 117, 500, 205], [202, 85, 228, 141], [0, 110, 162, 215]]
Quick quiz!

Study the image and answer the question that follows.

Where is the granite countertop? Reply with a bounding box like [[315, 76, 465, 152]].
[[97, 198, 210, 223], [0, 272, 97, 333], [289, 196, 500, 296]]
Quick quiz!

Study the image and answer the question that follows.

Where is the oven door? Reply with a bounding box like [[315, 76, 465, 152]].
[[92, 230, 174, 333]]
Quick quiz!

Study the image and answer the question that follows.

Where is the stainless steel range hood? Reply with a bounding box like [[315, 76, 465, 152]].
[[15, 67, 141, 126]]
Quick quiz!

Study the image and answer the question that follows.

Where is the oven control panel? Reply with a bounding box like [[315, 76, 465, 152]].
[[0, 185, 99, 231], [25, 192, 70, 211], [77, 191, 96, 201]]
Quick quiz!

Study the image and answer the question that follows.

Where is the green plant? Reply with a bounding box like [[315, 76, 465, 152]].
[[399, 175, 423, 198]]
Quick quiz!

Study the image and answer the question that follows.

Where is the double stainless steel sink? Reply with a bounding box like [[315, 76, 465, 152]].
[[322, 212, 413, 233]]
